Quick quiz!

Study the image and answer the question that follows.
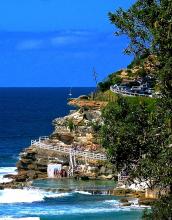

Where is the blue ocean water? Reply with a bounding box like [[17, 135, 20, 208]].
[[0, 88, 143, 220], [0, 87, 93, 167]]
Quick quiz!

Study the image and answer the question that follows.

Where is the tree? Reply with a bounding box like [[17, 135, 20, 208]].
[[109, 0, 172, 58], [101, 96, 172, 218], [109, 0, 172, 95], [105, 1, 172, 218]]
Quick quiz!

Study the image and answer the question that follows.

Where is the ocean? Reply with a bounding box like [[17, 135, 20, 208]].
[[0, 88, 143, 220]]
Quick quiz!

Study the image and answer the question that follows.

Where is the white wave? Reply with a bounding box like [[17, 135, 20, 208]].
[[104, 199, 120, 205], [104, 199, 150, 210], [75, 190, 92, 195], [45, 192, 71, 198], [0, 167, 17, 173], [0, 218, 40, 220], [0, 167, 17, 183], [0, 188, 71, 204]]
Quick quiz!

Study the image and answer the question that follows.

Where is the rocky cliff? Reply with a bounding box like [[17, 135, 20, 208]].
[[1, 100, 115, 189]]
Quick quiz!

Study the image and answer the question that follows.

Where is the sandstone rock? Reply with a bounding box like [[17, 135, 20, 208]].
[[15, 174, 28, 182], [36, 158, 48, 166], [121, 202, 132, 206], [99, 166, 106, 174], [37, 173, 47, 179], [106, 169, 113, 175], [20, 158, 34, 164], [27, 163, 37, 170], [87, 166, 99, 173], [99, 174, 113, 180], [27, 170, 37, 179], [3, 174, 16, 179], [78, 95, 89, 100], [120, 198, 129, 203], [51, 133, 74, 145], [36, 164, 47, 172]]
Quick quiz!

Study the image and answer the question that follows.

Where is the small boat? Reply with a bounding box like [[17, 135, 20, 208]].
[[69, 87, 72, 96]]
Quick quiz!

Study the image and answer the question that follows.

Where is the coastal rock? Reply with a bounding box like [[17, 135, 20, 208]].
[[51, 133, 74, 145], [15, 173, 28, 182], [99, 174, 114, 180], [78, 95, 89, 100], [3, 174, 16, 179], [99, 166, 106, 174], [11, 104, 111, 186], [27, 170, 37, 179]]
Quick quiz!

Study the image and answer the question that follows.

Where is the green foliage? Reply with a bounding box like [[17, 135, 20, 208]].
[[101, 96, 155, 169], [100, 96, 172, 218], [98, 71, 122, 92], [101, 95, 171, 179], [135, 68, 147, 78], [109, 0, 172, 57], [127, 53, 149, 69], [109, 0, 172, 96], [159, 57, 172, 98], [67, 118, 74, 132], [94, 90, 118, 102], [91, 121, 102, 133], [105, 0, 172, 218], [98, 81, 112, 92], [142, 196, 172, 220]]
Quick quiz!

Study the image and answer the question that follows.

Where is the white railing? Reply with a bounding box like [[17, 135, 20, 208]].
[[110, 86, 152, 98], [31, 136, 49, 145], [31, 137, 107, 161]]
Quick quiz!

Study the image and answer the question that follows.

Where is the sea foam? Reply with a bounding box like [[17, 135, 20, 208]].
[[0, 167, 17, 183], [0, 188, 71, 204], [74, 190, 92, 195], [0, 218, 40, 220]]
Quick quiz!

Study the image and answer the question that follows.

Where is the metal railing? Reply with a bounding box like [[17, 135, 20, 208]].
[[31, 137, 107, 161], [110, 86, 153, 98], [31, 136, 49, 145]]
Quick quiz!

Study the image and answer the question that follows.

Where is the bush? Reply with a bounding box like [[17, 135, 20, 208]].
[[67, 118, 74, 132]]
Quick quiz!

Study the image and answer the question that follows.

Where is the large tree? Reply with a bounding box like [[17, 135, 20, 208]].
[[109, 0, 172, 58], [101, 0, 172, 219]]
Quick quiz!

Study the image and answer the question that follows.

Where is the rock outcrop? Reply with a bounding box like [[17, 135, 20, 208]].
[[1, 100, 116, 188]]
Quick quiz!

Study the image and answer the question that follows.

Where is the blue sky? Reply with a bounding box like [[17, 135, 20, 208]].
[[0, 0, 135, 87]]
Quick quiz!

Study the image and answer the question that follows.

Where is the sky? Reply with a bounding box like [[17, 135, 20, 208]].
[[0, 0, 136, 87]]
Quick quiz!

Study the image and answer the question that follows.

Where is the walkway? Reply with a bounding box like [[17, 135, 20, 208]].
[[31, 136, 107, 161], [110, 86, 153, 98]]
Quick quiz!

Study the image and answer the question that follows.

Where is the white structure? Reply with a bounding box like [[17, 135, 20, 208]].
[[47, 164, 62, 178], [31, 137, 107, 161]]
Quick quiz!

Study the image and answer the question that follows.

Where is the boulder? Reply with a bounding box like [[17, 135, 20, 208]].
[[27, 170, 37, 179], [99, 166, 106, 174], [52, 133, 74, 145], [3, 174, 16, 179], [106, 169, 113, 175], [27, 163, 37, 170], [20, 158, 34, 164], [0, 185, 4, 190], [37, 173, 47, 179], [99, 174, 113, 180], [36, 164, 47, 172], [15, 173, 28, 182], [78, 95, 89, 100], [120, 198, 129, 203], [36, 158, 48, 166], [87, 166, 99, 173], [121, 202, 132, 206]]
